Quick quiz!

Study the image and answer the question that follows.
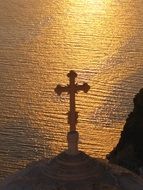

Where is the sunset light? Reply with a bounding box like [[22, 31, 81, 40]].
[[0, 0, 143, 188]]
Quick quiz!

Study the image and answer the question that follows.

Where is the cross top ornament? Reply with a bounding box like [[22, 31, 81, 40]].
[[55, 70, 90, 132]]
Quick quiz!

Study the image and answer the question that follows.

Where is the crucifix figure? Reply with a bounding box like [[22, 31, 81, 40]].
[[55, 70, 90, 155], [55, 70, 90, 132]]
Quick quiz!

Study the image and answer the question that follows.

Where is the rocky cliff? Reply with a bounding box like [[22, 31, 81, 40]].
[[107, 89, 143, 175]]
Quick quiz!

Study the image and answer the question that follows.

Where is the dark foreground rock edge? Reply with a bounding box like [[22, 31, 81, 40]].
[[107, 88, 143, 175]]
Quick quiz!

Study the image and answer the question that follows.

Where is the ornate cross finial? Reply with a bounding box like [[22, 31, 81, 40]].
[[55, 70, 90, 132], [55, 71, 90, 155]]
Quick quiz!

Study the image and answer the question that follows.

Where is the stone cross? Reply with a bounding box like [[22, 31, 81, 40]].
[[55, 70, 90, 132]]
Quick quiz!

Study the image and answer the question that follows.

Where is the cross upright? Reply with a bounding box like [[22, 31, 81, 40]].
[[55, 70, 90, 132]]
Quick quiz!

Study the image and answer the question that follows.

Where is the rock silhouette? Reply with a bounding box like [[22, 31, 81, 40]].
[[107, 88, 143, 175]]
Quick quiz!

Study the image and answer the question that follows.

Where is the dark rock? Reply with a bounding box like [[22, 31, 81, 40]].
[[107, 88, 143, 175]]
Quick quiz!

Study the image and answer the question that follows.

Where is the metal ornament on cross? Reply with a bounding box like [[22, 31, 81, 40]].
[[55, 70, 90, 155]]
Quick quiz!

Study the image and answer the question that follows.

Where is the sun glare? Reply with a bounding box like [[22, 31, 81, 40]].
[[68, 0, 112, 14]]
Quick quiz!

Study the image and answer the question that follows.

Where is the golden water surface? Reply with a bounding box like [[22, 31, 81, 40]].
[[0, 0, 143, 179]]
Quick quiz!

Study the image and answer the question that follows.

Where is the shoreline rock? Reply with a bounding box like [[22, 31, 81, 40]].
[[107, 89, 143, 175]]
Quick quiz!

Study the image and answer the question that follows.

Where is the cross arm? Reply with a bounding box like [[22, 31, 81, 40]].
[[55, 84, 69, 96], [75, 82, 90, 93]]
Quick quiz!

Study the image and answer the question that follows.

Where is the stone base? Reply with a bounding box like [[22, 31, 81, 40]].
[[66, 131, 79, 155]]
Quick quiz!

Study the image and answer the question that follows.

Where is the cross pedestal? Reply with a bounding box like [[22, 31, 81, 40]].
[[67, 131, 79, 155]]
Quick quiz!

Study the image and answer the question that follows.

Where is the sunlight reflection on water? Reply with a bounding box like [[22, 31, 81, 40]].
[[0, 0, 143, 179]]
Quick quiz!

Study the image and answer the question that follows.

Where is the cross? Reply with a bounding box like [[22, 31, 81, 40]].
[[55, 70, 90, 132]]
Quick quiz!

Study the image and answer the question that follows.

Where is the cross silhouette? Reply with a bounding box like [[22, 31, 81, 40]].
[[55, 70, 90, 132]]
